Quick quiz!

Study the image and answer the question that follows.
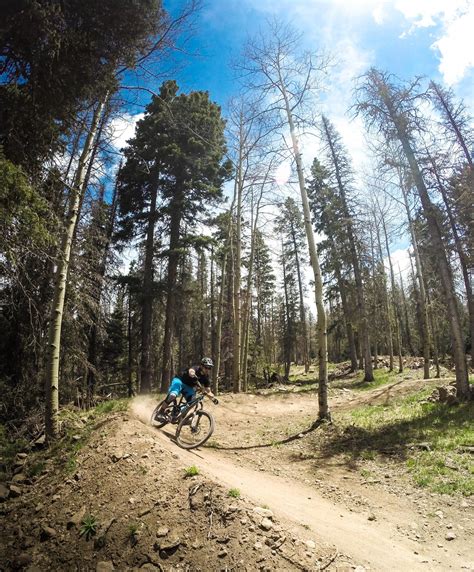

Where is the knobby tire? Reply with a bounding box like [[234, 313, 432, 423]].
[[150, 402, 173, 429], [175, 410, 214, 449]]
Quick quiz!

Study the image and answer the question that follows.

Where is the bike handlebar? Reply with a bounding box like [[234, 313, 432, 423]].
[[194, 381, 218, 404]]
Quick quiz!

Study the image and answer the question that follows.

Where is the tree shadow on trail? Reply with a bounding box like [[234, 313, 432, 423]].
[[349, 378, 405, 394], [209, 419, 327, 451], [317, 401, 473, 466]]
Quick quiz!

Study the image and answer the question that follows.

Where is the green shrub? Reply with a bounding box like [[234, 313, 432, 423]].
[[80, 515, 98, 539], [184, 465, 199, 477]]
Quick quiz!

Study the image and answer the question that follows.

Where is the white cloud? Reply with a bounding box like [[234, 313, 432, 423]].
[[395, 0, 467, 28], [384, 247, 411, 282], [109, 112, 144, 151], [372, 3, 387, 25], [432, 7, 474, 85], [395, 0, 474, 85]]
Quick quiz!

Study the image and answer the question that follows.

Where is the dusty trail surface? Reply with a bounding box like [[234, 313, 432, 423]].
[[1, 375, 472, 571], [135, 378, 473, 571]]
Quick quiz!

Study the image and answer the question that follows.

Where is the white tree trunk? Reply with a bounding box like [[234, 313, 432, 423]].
[[282, 92, 330, 419], [45, 95, 108, 441]]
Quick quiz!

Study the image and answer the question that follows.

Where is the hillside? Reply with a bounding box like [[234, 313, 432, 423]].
[[1, 369, 473, 571]]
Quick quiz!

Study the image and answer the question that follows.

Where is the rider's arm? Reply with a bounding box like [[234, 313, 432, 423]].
[[195, 379, 217, 402], [203, 386, 215, 398]]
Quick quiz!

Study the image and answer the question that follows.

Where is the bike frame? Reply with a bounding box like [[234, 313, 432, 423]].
[[170, 392, 205, 423]]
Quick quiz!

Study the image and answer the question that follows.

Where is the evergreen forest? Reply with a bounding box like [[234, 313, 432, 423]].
[[1, 1, 473, 444]]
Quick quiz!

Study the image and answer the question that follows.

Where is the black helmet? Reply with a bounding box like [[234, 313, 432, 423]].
[[201, 357, 214, 368]]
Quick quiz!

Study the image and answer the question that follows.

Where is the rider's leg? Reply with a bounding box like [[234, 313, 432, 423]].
[[156, 378, 183, 414], [182, 384, 196, 403]]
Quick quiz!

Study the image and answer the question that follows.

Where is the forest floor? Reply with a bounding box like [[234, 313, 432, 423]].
[[1, 364, 473, 571]]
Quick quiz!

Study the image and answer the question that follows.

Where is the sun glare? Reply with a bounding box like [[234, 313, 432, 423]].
[[274, 161, 292, 185]]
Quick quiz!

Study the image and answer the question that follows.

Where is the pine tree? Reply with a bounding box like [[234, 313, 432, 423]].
[[355, 69, 469, 397], [117, 81, 231, 392]]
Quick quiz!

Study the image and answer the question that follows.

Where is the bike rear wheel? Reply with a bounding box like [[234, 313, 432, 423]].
[[175, 410, 214, 449], [150, 402, 174, 428]]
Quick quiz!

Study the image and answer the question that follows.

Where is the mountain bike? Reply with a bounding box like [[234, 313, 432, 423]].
[[150, 390, 218, 449]]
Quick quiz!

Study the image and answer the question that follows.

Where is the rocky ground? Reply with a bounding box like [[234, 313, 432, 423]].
[[0, 410, 339, 571], [1, 369, 473, 571]]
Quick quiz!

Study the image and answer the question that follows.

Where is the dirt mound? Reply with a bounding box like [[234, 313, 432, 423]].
[[0, 404, 337, 571], [1, 381, 473, 571]]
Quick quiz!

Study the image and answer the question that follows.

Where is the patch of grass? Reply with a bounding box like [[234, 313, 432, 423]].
[[0, 424, 28, 472], [184, 465, 199, 477], [54, 399, 129, 475], [128, 523, 139, 536], [65, 456, 77, 474], [352, 368, 398, 392], [323, 389, 474, 496], [360, 449, 376, 460], [80, 515, 98, 539], [205, 439, 219, 448], [1, 399, 130, 490], [93, 399, 129, 416], [26, 461, 46, 477], [228, 488, 241, 498], [128, 522, 144, 546], [406, 452, 474, 496]]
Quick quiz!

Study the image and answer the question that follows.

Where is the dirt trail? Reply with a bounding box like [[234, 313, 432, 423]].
[[133, 386, 474, 572], [154, 432, 430, 571]]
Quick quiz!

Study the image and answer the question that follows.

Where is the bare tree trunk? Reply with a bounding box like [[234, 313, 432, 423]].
[[45, 94, 108, 441], [213, 189, 237, 394], [282, 91, 329, 419], [86, 176, 119, 406], [127, 286, 134, 397], [398, 265, 415, 356], [290, 219, 310, 373], [429, 81, 473, 169], [140, 179, 159, 394], [281, 241, 292, 380], [322, 117, 373, 382], [428, 153, 474, 364], [381, 214, 403, 373], [383, 88, 468, 396], [331, 249, 358, 371], [375, 219, 394, 371], [210, 246, 216, 368], [369, 227, 379, 370], [213, 251, 227, 395], [426, 288, 441, 378], [233, 165, 243, 393], [199, 249, 207, 357], [161, 204, 182, 392], [399, 176, 431, 379], [240, 201, 254, 391], [241, 169, 271, 387]]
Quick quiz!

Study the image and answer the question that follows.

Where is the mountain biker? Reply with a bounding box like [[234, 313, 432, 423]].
[[155, 357, 218, 421]]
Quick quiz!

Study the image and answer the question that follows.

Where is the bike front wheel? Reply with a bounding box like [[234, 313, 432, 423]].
[[150, 402, 173, 429], [175, 410, 214, 449]]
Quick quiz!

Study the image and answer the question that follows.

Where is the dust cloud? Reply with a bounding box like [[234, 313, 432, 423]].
[[130, 395, 157, 424]]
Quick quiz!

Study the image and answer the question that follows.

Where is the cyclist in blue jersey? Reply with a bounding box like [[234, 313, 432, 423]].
[[155, 357, 217, 422]]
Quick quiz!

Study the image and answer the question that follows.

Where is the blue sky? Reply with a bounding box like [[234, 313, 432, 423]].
[[112, 0, 473, 298], [116, 0, 473, 149], [164, 0, 474, 103]]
